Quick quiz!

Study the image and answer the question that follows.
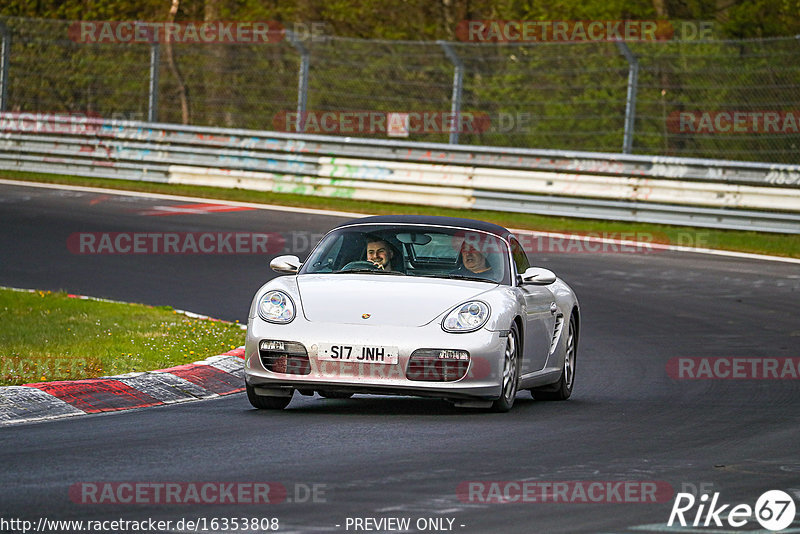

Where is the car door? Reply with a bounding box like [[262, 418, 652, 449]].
[[509, 238, 556, 375]]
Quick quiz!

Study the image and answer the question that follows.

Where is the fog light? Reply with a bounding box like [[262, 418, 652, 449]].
[[260, 340, 285, 351], [438, 350, 469, 361], [259, 340, 310, 375], [407, 349, 471, 382]]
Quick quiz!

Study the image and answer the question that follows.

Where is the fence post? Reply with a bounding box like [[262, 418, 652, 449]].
[[616, 41, 639, 154], [438, 41, 463, 145], [148, 43, 160, 122], [0, 21, 10, 112], [287, 31, 309, 130]]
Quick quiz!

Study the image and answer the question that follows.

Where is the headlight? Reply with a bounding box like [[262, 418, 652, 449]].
[[258, 291, 295, 324], [442, 301, 490, 333]]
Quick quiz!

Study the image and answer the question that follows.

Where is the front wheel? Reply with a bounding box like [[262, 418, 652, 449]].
[[531, 313, 577, 401], [491, 323, 520, 412], [246, 384, 292, 410]]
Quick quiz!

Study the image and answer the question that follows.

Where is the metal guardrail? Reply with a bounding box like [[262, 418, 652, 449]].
[[1, 115, 799, 233]]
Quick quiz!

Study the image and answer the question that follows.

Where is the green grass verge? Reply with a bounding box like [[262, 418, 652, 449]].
[[0, 288, 244, 386], [3, 170, 799, 258]]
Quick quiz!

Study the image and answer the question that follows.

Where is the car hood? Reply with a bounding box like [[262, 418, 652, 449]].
[[296, 274, 496, 327]]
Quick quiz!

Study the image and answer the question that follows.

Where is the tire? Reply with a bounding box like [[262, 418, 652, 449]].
[[531, 313, 577, 401], [491, 322, 520, 412], [246, 383, 292, 410], [318, 390, 354, 399]]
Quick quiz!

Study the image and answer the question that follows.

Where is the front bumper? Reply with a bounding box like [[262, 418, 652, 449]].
[[244, 317, 505, 400]]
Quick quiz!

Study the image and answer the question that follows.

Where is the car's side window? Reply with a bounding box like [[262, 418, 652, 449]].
[[509, 238, 530, 275]]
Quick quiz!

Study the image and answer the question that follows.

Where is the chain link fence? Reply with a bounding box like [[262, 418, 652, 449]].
[[1, 17, 799, 163]]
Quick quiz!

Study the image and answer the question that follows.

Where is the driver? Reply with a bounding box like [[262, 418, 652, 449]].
[[366, 238, 394, 271]]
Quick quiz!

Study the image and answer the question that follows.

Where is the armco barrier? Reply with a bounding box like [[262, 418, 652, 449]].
[[0, 115, 799, 233]]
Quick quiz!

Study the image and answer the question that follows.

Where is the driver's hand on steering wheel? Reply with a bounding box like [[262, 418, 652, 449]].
[[370, 261, 385, 270]]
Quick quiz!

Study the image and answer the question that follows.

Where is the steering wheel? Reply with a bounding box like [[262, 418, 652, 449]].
[[340, 260, 383, 271]]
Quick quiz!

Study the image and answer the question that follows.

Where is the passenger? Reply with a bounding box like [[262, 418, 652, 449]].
[[453, 242, 495, 279]]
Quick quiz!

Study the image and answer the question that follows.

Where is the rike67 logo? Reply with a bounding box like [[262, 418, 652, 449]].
[[668, 490, 796, 531]]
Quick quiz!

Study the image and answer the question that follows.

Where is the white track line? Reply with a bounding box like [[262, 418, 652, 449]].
[[507, 228, 800, 265]]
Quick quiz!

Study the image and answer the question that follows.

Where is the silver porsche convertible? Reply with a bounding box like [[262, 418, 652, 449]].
[[244, 215, 579, 412]]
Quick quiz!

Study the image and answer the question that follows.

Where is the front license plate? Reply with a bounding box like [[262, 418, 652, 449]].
[[317, 343, 399, 365]]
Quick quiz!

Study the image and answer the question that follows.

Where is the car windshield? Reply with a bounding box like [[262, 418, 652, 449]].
[[300, 224, 511, 284]]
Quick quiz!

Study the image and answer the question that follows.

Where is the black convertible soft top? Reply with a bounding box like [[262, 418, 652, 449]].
[[332, 214, 511, 238]]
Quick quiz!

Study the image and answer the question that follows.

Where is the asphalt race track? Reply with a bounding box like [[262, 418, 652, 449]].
[[1, 181, 799, 534]]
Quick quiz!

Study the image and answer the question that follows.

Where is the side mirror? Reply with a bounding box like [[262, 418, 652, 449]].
[[520, 267, 557, 285], [270, 255, 301, 274]]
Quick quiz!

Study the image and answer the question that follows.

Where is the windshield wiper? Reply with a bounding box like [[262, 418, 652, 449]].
[[415, 273, 497, 283], [333, 269, 405, 275]]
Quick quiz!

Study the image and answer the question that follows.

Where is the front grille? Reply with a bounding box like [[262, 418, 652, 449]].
[[406, 349, 470, 382], [259, 340, 310, 375]]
